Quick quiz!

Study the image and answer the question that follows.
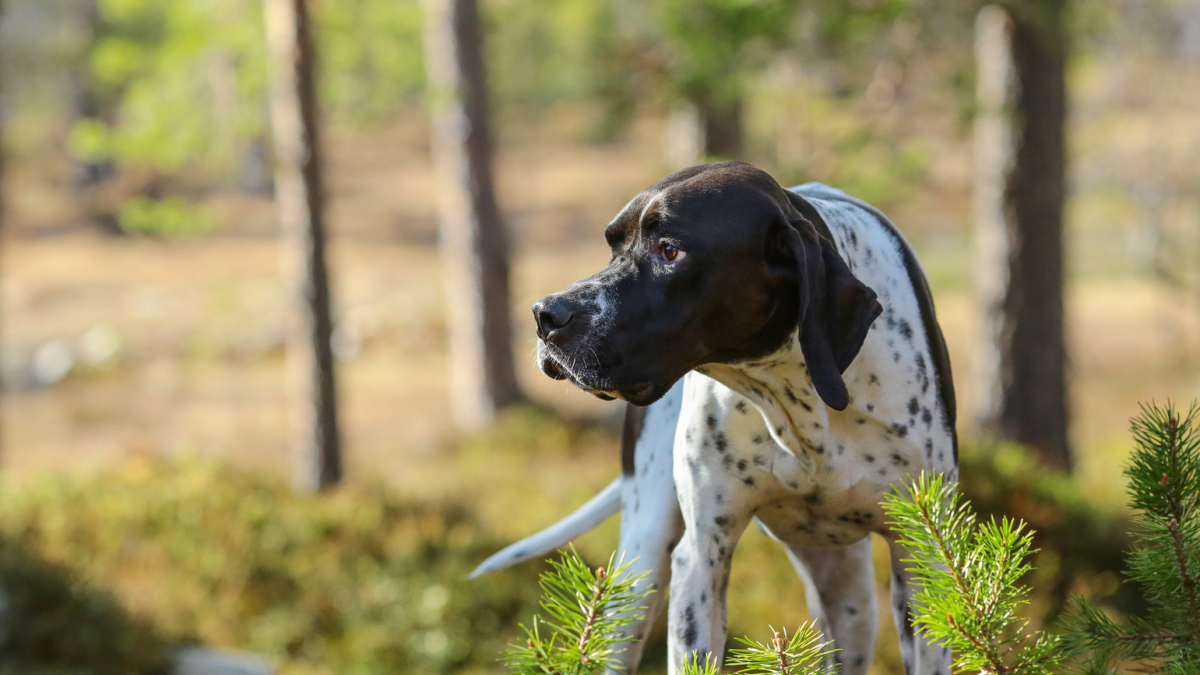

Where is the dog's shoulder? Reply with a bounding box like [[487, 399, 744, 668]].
[[789, 184, 957, 463]]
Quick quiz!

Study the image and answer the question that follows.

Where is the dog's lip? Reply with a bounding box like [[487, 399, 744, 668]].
[[615, 382, 657, 405], [540, 357, 571, 381]]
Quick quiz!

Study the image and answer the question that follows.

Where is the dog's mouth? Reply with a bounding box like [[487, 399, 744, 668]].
[[537, 344, 659, 405]]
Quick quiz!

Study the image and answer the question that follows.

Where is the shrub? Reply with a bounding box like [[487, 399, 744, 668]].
[[0, 455, 545, 675]]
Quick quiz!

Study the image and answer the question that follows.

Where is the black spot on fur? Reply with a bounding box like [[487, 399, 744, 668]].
[[683, 604, 698, 647], [784, 386, 799, 404], [922, 408, 933, 427], [864, 454, 875, 463], [736, 459, 748, 472], [752, 434, 766, 444], [908, 397, 919, 416], [892, 423, 908, 438], [706, 414, 717, 429], [866, 403, 875, 412], [735, 400, 748, 414], [742, 476, 755, 487], [898, 318, 913, 341], [714, 432, 729, 454]]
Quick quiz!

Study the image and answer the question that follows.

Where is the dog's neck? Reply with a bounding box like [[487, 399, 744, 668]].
[[697, 330, 831, 463]]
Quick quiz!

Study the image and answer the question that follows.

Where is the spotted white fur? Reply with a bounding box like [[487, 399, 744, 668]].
[[475, 184, 956, 675]]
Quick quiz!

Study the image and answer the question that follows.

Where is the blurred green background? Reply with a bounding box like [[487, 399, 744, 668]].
[[1, 0, 1199, 673]]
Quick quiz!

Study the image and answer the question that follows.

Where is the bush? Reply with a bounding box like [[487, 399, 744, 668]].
[[0, 455, 546, 675], [0, 543, 171, 675], [958, 441, 1142, 624]]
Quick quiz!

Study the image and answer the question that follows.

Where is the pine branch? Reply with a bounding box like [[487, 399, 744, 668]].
[[883, 472, 1061, 675], [504, 546, 651, 675], [725, 623, 839, 675], [1062, 401, 1200, 671]]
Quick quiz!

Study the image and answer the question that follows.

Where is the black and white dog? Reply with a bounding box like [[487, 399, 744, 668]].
[[472, 162, 957, 675]]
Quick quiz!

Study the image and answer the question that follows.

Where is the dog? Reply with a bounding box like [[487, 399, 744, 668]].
[[472, 162, 957, 675]]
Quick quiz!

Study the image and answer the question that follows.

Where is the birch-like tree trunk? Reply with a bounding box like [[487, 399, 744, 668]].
[[974, 3, 1072, 471], [264, 0, 342, 491], [422, 0, 521, 431]]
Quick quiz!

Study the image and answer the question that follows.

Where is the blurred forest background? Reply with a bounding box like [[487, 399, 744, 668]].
[[1, 0, 1200, 673]]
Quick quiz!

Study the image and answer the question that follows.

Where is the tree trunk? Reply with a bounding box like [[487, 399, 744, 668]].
[[264, 0, 342, 491], [0, 0, 5, 462], [422, 0, 521, 431], [70, 0, 113, 190], [698, 93, 743, 160], [973, 3, 1072, 471]]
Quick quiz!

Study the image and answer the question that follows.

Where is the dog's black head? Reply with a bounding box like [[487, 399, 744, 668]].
[[533, 161, 882, 410]]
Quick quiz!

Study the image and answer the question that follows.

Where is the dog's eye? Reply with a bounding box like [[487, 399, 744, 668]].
[[661, 243, 684, 262]]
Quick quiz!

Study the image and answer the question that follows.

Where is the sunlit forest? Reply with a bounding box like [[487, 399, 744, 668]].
[[1, 0, 1200, 673]]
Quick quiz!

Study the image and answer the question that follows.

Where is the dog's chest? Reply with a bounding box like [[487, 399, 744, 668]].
[[678, 373, 929, 547]]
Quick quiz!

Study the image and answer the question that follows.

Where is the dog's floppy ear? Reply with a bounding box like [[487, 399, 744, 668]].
[[781, 217, 882, 411]]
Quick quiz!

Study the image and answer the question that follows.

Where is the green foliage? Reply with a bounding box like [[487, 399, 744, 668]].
[[85, 0, 269, 174], [883, 472, 1062, 675], [721, 625, 839, 675], [1062, 402, 1200, 674], [504, 548, 649, 674], [77, 0, 424, 178], [0, 543, 171, 675], [508, 547, 838, 675], [117, 197, 214, 238], [958, 442, 1138, 623], [0, 455, 545, 675]]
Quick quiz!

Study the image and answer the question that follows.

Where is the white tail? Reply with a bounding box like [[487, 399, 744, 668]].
[[468, 477, 623, 578]]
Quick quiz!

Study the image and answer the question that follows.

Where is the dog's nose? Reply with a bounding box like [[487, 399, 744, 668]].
[[533, 295, 576, 340]]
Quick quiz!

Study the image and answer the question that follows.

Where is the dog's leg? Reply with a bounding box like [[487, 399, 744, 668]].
[[887, 539, 952, 675], [605, 381, 685, 674], [608, 450, 684, 673], [782, 537, 879, 675], [667, 506, 750, 673]]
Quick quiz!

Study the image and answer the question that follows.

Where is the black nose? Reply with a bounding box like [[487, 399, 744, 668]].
[[533, 295, 576, 340]]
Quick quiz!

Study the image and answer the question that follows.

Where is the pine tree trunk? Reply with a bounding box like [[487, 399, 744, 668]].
[[974, 3, 1072, 471], [264, 0, 342, 491], [698, 94, 743, 160], [422, 0, 521, 431], [70, 0, 113, 190]]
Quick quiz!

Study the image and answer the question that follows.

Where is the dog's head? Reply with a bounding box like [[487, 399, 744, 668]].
[[533, 161, 881, 410]]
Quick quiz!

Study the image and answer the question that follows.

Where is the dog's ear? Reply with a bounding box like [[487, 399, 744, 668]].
[[780, 218, 882, 411]]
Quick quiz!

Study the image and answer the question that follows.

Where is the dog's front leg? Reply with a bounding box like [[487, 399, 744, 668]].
[[782, 537, 879, 675], [667, 380, 754, 672], [609, 387, 686, 674], [887, 539, 952, 675], [667, 502, 750, 672]]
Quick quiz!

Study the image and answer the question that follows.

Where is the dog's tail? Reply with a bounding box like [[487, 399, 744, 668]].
[[468, 476, 623, 578]]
